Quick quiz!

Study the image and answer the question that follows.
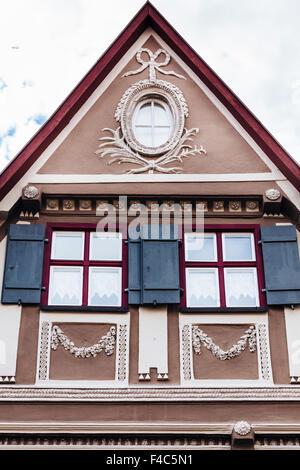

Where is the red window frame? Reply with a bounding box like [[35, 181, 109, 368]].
[[179, 224, 266, 312], [41, 223, 128, 311]]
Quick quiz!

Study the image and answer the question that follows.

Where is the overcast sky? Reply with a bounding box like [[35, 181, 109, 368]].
[[0, 0, 299, 173]]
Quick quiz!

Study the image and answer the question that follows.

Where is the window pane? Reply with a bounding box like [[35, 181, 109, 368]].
[[51, 232, 84, 260], [153, 126, 171, 147], [133, 99, 173, 148], [88, 267, 122, 306], [224, 268, 259, 307], [185, 233, 217, 261], [134, 126, 152, 147], [153, 103, 170, 126], [90, 232, 122, 261], [49, 266, 83, 305], [222, 233, 255, 261], [135, 102, 152, 126], [186, 268, 220, 307]]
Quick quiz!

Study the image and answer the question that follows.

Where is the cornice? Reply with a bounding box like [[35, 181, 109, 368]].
[[1, 386, 300, 401], [0, 421, 299, 435]]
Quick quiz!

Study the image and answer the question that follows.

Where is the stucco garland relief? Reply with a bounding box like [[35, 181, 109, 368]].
[[192, 325, 257, 360], [181, 323, 272, 383], [37, 322, 128, 383], [95, 48, 207, 174], [50, 325, 116, 358]]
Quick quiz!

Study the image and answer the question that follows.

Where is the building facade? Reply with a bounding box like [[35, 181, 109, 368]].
[[0, 2, 300, 451]]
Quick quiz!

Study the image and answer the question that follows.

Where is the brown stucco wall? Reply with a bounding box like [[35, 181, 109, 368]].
[[268, 307, 290, 384], [49, 323, 116, 381], [14, 306, 292, 386], [15, 306, 40, 385], [0, 401, 299, 425], [7, 207, 294, 386]]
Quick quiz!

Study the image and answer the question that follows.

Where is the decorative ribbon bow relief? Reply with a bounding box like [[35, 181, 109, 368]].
[[122, 48, 186, 82]]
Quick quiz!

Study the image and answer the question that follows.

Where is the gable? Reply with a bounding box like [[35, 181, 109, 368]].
[[38, 34, 271, 177], [0, 1, 298, 215]]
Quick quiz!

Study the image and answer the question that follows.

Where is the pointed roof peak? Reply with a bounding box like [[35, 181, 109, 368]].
[[0, 2, 299, 200]]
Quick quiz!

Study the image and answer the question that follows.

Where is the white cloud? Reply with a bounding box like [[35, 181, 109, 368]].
[[0, 0, 299, 174]]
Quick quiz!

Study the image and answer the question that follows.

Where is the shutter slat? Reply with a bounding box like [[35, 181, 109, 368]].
[[2, 224, 46, 304], [261, 225, 300, 305]]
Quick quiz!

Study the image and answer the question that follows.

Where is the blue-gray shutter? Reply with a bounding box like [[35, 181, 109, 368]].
[[128, 224, 180, 305], [127, 238, 142, 304], [2, 224, 46, 304], [261, 225, 300, 305]]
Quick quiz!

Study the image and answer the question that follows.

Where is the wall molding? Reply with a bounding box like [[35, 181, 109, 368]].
[[1, 386, 300, 401], [0, 422, 232, 434], [30, 172, 284, 184], [0, 421, 299, 434], [41, 195, 263, 219]]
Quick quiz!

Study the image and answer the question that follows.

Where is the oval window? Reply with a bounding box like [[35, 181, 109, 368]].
[[132, 99, 173, 148]]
